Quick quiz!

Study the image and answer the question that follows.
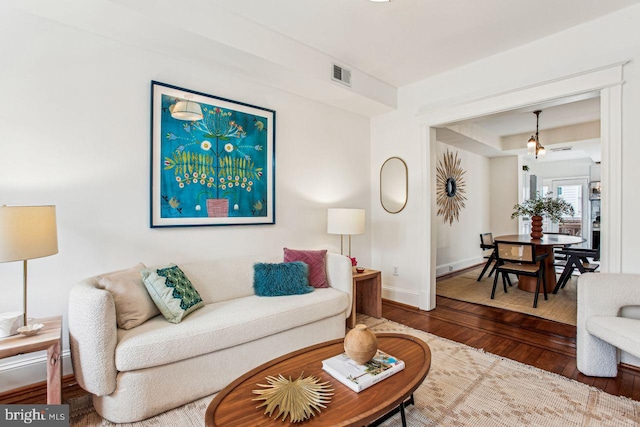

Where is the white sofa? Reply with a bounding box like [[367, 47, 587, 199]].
[[577, 273, 640, 377], [68, 253, 352, 423]]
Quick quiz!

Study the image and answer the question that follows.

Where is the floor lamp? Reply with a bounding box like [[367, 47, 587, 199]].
[[0, 205, 58, 329], [327, 208, 365, 257]]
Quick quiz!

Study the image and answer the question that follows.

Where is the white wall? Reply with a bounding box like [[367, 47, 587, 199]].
[[435, 142, 491, 276], [527, 158, 593, 181], [489, 157, 520, 238], [371, 3, 640, 308], [0, 7, 371, 389], [370, 110, 425, 306]]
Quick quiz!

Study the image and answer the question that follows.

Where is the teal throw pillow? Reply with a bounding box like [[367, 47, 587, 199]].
[[141, 265, 204, 323], [253, 261, 314, 297]]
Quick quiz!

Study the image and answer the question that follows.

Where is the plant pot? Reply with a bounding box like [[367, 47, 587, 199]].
[[206, 199, 229, 217], [531, 215, 544, 239], [344, 324, 378, 364]]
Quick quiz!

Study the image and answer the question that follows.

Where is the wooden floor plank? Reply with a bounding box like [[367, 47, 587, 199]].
[[3, 294, 640, 405], [382, 296, 640, 401]]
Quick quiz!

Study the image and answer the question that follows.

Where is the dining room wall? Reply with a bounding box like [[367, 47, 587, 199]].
[[526, 158, 594, 182], [434, 142, 491, 276], [489, 156, 520, 238]]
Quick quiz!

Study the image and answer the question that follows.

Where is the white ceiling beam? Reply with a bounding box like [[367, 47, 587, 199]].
[[501, 120, 600, 151], [444, 122, 503, 151]]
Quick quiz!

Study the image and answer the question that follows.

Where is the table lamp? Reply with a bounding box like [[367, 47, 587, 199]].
[[327, 208, 365, 257], [0, 205, 58, 330]]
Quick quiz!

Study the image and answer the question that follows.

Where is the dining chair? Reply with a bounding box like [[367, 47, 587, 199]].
[[543, 231, 573, 272], [492, 241, 549, 308], [542, 231, 572, 257], [553, 247, 600, 293], [476, 232, 497, 281]]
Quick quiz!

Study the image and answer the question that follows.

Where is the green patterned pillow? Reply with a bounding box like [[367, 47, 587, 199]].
[[141, 265, 204, 323]]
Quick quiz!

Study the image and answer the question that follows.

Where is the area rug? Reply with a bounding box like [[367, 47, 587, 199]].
[[69, 317, 638, 426], [437, 266, 577, 326]]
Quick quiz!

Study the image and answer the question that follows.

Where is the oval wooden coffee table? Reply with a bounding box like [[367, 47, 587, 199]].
[[205, 333, 431, 426]]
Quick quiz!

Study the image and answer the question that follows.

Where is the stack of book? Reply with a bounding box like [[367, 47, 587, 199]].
[[322, 349, 405, 392]]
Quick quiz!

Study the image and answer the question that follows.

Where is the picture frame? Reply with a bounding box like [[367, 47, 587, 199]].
[[150, 81, 275, 227], [589, 181, 601, 200]]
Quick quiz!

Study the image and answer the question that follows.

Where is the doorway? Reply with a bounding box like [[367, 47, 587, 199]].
[[548, 178, 591, 247], [418, 63, 623, 311]]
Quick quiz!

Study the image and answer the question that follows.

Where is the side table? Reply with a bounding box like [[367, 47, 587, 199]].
[[0, 316, 63, 404], [347, 268, 382, 328]]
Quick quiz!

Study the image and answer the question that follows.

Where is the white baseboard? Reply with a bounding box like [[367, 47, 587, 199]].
[[436, 256, 483, 277], [0, 350, 73, 393], [382, 285, 420, 307]]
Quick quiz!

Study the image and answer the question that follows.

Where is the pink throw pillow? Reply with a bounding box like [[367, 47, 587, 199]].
[[283, 248, 329, 288]]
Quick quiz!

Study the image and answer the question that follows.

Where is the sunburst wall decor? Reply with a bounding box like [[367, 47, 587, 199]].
[[436, 149, 467, 225]]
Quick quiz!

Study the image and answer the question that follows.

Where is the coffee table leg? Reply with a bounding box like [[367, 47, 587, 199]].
[[368, 394, 414, 427]]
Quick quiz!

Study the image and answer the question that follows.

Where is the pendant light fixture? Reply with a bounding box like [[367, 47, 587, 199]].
[[527, 110, 545, 159]]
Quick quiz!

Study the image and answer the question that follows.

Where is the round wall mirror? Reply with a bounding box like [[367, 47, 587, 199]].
[[380, 157, 408, 214], [445, 177, 457, 197]]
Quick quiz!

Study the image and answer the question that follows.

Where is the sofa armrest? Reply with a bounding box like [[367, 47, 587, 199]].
[[68, 279, 118, 396], [326, 253, 353, 318]]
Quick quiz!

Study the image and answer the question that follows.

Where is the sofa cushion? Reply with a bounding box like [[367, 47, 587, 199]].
[[97, 263, 160, 330], [253, 261, 313, 296], [180, 255, 282, 304], [586, 315, 640, 359], [114, 288, 349, 371], [141, 265, 204, 323], [283, 248, 329, 288]]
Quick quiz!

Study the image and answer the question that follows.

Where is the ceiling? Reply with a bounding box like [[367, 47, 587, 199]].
[[8, 0, 631, 160], [437, 94, 602, 162], [465, 95, 601, 137], [207, 0, 639, 87], [202, 0, 633, 160]]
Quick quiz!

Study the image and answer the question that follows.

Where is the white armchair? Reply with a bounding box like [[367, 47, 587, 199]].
[[577, 273, 640, 377]]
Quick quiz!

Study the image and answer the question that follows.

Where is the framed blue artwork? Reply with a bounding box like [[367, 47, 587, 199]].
[[150, 81, 275, 227]]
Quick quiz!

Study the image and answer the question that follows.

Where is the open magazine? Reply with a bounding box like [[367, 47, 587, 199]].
[[322, 349, 405, 392]]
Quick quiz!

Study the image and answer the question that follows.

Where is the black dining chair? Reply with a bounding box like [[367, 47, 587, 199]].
[[476, 233, 497, 281], [552, 247, 600, 294], [492, 241, 549, 308], [542, 231, 573, 271]]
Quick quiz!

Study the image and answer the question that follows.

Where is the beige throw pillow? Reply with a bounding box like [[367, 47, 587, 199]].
[[97, 263, 160, 329]]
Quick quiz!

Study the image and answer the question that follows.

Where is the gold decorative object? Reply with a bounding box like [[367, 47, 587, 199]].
[[436, 149, 467, 225], [252, 373, 333, 422], [344, 324, 378, 364]]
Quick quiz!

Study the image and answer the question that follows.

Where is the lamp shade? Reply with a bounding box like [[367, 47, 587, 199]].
[[527, 137, 537, 156], [0, 205, 58, 262], [327, 208, 365, 235], [171, 100, 203, 121]]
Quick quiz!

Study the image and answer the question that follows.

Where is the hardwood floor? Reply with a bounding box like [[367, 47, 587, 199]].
[[0, 375, 85, 405], [383, 296, 640, 401], [3, 295, 640, 405]]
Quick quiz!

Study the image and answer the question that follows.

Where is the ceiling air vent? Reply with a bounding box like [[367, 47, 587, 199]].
[[332, 64, 352, 87]]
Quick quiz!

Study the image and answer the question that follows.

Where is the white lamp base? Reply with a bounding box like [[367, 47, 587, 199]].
[[0, 311, 23, 337]]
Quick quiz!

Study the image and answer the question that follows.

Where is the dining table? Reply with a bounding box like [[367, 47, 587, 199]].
[[493, 234, 585, 293]]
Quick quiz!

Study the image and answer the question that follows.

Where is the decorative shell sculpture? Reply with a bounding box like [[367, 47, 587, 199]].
[[253, 373, 333, 423], [436, 148, 467, 225]]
